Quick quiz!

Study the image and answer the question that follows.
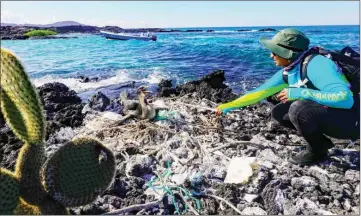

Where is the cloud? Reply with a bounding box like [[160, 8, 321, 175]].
[[0, 9, 29, 24], [78, 17, 126, 27]]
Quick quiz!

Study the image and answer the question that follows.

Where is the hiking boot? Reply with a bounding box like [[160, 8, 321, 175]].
[[288, 150, 328, 165]]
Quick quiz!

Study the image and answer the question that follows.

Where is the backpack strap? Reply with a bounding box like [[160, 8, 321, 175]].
[[282, 70, 288, 84], [282, 54, 318, 88], [300, 54, 317, 89]]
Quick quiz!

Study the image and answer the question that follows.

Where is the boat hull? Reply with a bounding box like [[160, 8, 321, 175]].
[[100, 31, 157, 41]]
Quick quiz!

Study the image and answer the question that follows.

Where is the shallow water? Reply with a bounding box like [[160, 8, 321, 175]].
[[2, 25, 359, 98]]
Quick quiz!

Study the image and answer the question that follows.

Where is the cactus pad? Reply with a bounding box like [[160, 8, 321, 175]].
[[0, 48, 45, 145], [0, 168, 20, 214], [14, 198, 41, 215], [15, 143, 47, 205], [42, 137, 116, 207]]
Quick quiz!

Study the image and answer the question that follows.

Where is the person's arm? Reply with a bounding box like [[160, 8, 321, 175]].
[[288, 55, 354, 109], [217, 69, 287, 114]]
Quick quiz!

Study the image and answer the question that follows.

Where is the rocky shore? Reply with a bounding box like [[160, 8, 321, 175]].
[[0, 71, 359, 215], [0, 25, 277, 40]]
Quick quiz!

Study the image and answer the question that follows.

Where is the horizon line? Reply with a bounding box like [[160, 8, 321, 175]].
[[1, 21, 359, 29]]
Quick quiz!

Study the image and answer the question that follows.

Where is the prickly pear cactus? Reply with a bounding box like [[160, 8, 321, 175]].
[[14, 198, 41, 215], [15, 144, 47, 205], [0, 48, 117, 215], [0, 48, 45, 145], [42, 137, 116, 207], [0, 169, 20, 214]]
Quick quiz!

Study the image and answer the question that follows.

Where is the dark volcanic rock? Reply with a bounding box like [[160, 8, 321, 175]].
[[78, 75, 100, 83], [157, 29, 182, 33], [186, 29, 203, 32], [158, 87, 178, 97], [37, 82, 84, 138], [51, 25, 99, 34], [0, 120, 22, 170], [237, 29, 252, 32], [99, 26, 124, 33], [261, 179, 290, 214], [158, 79, 173, 89], [0, 82, 85, 170], [88, 91, 111, 112], [0, 26, 31, 40], [158, 70, 237, 103], [0, 25, 98, 40], [258, 28, 277, 32]]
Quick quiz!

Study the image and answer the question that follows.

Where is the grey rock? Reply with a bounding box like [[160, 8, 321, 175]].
[[333, 199, 341, 208], [354, 183, 360, 196], [258, 148, 283, 164], [88, 91, 110, 112], [291, 176, 318, 190], [283, 199, 302, 215], [288, 134, 303, 144], [342, 183, 354, 198], [318, 196, 332, 205], [345, 170, 360, 183], [258, 160, 275, 169], [261, 180, 286, 214], [351, 206, 360, 215], [295, 198, 335, 215], [204, 165, 227, 180], [307, 166, 329, 182], [125, 154, 155, 177], [243, 193, 259, 203], [250, 169, 270, 193], [342, 199, 352, 211], [241, 207, 267, 215]]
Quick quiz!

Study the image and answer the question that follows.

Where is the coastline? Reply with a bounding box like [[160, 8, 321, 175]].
[[0, 25, 278, 40]]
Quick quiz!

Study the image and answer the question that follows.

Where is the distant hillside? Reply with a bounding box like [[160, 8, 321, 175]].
[[0, 21, 84, 27]]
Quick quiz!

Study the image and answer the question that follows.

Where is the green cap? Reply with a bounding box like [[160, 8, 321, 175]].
[[260, 28, 310, 60]]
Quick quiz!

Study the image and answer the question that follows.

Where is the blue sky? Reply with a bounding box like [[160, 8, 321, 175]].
[[1, 1, 359, 28]]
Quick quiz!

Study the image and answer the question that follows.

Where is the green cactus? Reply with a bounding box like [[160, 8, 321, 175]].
[[15, 144, 47, 205], [0, 48, 116, 214], [0, 48, 45, 145], [0, 168, 20, 214], [14, 198, 41, 215], [42, 137, 116, 207]]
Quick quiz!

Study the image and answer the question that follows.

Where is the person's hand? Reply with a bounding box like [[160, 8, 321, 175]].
[[216, 108, 223, 116], [276, 89, 289, 103]]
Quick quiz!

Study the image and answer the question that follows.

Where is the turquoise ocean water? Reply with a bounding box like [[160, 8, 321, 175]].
[[1, 25, 359, 100]]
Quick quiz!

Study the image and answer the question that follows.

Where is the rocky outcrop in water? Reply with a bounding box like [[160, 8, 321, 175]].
[[258, 28, 277, 32], [0, 25, 169, 40], [77, 75, 100, 83], [1, 25, 278, 40], [237, 29, 252, 32], [0, 25, 97, 40], [158, 70, 238, 103]]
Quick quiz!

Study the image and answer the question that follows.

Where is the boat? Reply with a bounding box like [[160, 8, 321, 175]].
[[100, 30, 157, 41]]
